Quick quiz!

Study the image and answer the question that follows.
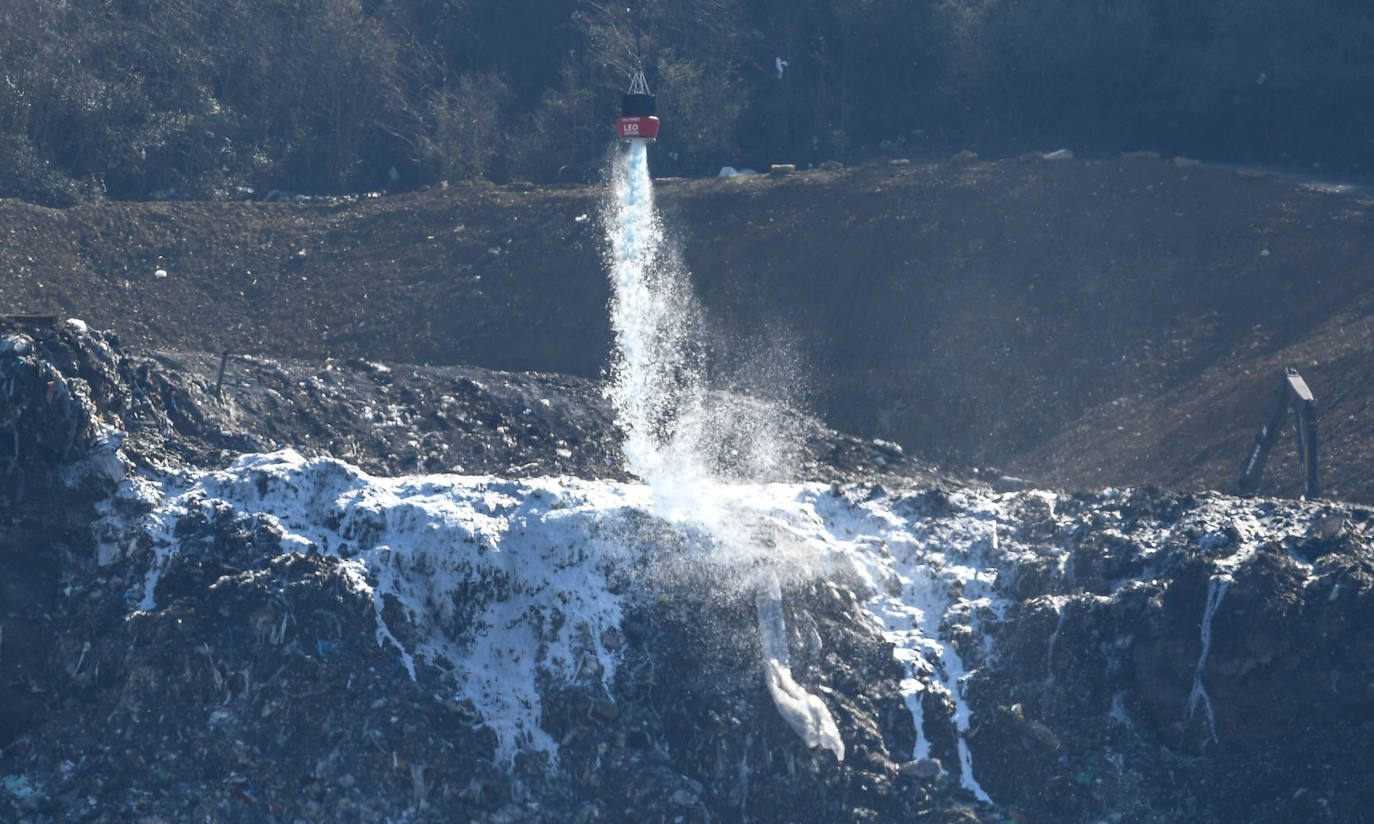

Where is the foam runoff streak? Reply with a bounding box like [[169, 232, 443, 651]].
[[1185, 574, 1230, 743]]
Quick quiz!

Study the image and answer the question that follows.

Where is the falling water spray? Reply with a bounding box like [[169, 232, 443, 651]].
[[605, 141, 710, 496], [602, 140, 845, 760]]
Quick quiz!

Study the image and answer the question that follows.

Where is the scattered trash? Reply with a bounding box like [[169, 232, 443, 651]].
[[2, 774, 44, 802], [901, 758, 943, 780]]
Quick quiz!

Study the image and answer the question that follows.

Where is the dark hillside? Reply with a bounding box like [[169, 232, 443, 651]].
[[3, 0, 1373, 203], [669, 156, 1374, 499], [2, 153, 1373, 503]]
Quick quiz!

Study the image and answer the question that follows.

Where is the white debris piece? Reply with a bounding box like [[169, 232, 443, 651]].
[[757, 569, 845, 760]]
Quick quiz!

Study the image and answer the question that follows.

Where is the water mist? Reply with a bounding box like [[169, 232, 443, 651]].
[[603, 140, 845, 760]]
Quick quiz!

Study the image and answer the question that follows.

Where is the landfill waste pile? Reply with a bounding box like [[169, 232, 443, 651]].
[[2, 317, 1374, 823]]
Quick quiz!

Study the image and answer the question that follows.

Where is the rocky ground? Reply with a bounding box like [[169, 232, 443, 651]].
[[4, 318, 1374, 824], [0, 317, 955, 823]]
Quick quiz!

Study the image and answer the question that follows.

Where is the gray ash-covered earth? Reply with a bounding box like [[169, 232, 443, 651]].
[[4, 317, 1374, 823]]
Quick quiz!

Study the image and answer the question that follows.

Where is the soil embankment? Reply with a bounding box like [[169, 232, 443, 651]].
[[2, 153, 1371, 501]]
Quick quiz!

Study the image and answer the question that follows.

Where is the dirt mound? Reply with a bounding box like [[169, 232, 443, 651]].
[[0, 319, 979, 823]]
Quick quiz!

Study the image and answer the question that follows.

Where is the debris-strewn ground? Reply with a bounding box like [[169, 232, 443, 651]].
[[5, 320, 1374, 824], [1, 154, 1371, 502], [0, 318, 961, 823]]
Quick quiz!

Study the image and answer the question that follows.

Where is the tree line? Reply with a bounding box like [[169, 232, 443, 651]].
[[1, 0, 1370, 205]]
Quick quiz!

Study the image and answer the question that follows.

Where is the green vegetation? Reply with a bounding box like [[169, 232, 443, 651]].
[[1, 0, 1370, 204]]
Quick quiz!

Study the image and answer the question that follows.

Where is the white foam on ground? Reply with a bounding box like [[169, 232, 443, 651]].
[[117, 441, 1346, 796], [131, 449, 647, 763], [1184, 574, 1230, 743], [757, 568, 845, 760]]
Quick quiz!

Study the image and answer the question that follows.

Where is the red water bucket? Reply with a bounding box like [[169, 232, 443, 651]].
[[617, 116, 660, 140]]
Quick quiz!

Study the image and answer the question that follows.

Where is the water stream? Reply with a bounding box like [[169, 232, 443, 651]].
[[603, 139, 846, 761]]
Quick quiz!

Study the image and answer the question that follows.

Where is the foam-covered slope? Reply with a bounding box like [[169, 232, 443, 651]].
[[5, 320, 1374, 822]]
